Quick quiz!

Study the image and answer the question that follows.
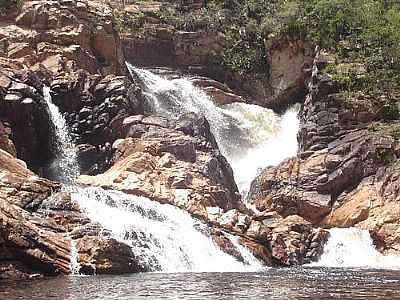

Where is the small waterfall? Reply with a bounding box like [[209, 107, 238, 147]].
[[127, 64, 300, 194], [71, 187, 262, 273], [310, 228, 400, 269], [43, 86, 81, 273], [69, 239, 81, 275], [43, 86, 79, 183], [225, 234, 263, 268]]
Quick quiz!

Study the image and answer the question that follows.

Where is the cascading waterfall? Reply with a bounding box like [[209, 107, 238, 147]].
[[43, 86, 80, 183], [42, 85, 261, 274], [310, 228, 400, 269], [42, 86, 82, 273], [71, 187, 262, 273], [127, 64, 299, 194]]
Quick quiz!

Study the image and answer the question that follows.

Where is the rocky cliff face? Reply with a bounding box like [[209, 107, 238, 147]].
[[5, 0, 398, 282], [248, 53, 400, 256], [0, 0, 146, 280]]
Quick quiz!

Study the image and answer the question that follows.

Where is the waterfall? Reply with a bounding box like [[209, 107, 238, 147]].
[[42, 85, 261, 274], [127, 64, 299, 194], [71, 187, 262, 273], [69, 239, 81, 275], [42, 86, 80, 183], [43, 86, 81, 273], [310, 228, 400, 269], [225, 234, 263, 268]]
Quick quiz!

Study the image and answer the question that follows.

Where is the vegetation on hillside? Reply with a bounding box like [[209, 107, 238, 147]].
[[115, 0, 400, 98]]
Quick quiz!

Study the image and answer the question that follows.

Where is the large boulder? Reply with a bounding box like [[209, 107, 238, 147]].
[[78, 113, 241, 217]]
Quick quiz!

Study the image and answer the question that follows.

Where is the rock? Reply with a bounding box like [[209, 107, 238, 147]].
[[248, 51, 400, 257], [0, 149, 142, 279], [50, 74, 144, 174], [248, 58, 397, 225], [323, 162, 400, 256], [263, 36, 314, 111], [0, 121, 16, 157], [78, 114, 241, 219], [7, 0, 127, 76]]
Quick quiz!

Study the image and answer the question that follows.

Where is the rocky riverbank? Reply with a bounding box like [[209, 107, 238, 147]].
[[2, 0, 399, 281], [0, 0, 327, 280]]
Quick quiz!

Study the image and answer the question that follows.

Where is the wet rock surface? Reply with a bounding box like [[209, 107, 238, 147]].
[[78, 113, 241, 217], [77, 113, 327, 266], [0, 0, 144, 280], [51, 73, 144, 174]]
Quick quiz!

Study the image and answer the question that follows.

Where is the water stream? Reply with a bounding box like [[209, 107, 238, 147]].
[[42, 86, 261, 274], [309, 228, 400, 269], [43, 86, 80, 183], [71, 187, 261, 273], [127, 64, 299, 194], [41, 68, 400, 279]]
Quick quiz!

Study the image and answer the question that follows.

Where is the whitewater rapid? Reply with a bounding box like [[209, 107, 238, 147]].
[[310, 228, 400, 269], [43, 84, 262, 274], [127, 64, 299, 194], [71, 187, 262, 273]]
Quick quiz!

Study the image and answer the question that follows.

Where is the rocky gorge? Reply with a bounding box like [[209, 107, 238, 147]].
[[1, 0, 400, 284]]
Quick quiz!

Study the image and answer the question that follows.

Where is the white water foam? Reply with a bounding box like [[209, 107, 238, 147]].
[[225, 234, 264, 268], [43, 86, 79, 183], [71, 187, 262, 273], [310, 228, 400, 269], [69, 238, 81, 275], [127, 64, 299, 195]]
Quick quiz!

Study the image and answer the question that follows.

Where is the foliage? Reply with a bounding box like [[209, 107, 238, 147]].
[[114, 0, 400, 90]]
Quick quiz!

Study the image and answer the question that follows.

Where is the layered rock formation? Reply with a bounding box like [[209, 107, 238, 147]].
[[0, 135, 143, 279], [0, 0, 144, 279], [248, 54, 400, 256], [0, 0, 326, 280]]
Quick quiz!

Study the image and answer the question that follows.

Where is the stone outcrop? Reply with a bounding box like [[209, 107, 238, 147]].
[[248, 53, 400, 255], [51, 73, 144, 174], [2, 0, 126, 76], [0, 146, 142, 280], [78, 113, 241, 217], [263, 37, 314, 111], [0, 68, 51, 173], [0, 0, 145, 280]]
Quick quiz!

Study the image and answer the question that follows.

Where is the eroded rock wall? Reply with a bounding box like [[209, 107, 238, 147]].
[[248, 53, 400, 256]]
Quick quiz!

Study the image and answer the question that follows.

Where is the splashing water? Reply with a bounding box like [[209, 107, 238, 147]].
[[310, 228, 400, 269], [69, 239, 81, 275], [127, 64, 299, 194], [43, 86, 79, 183], [71, 187, 262, 273], [225, 234, 264, 268]]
